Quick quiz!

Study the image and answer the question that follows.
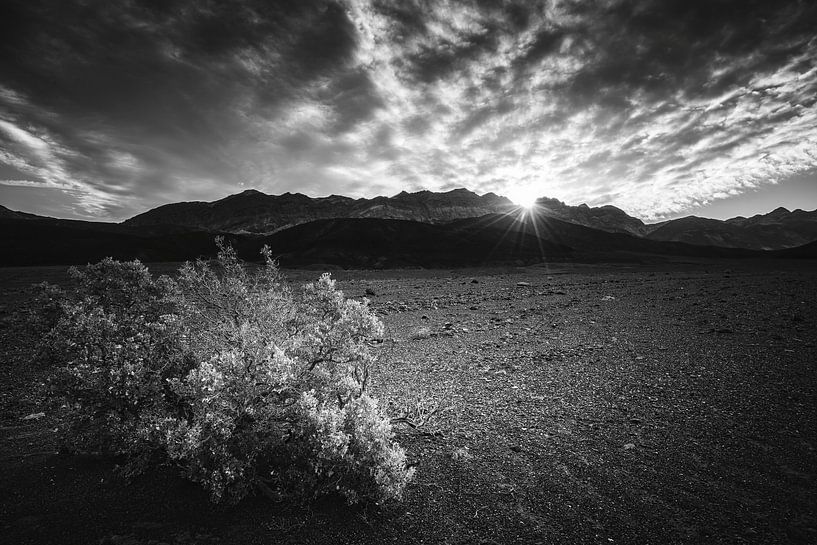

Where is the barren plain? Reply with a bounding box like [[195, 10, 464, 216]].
[[1, 259, 815, 544]]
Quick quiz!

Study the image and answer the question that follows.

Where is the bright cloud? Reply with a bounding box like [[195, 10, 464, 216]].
[[0, 0, 816, 220]]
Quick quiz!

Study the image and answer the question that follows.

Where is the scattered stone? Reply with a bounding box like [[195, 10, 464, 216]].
[[421, 314, 429, 320], [517, 282, 531, 287], [21, 412, 45, 421], [601, 295, 616, 301], [443, 322, 453, 330], [471, 279, 479, 284], [451, 447, 474, 461], [623, 443, 636, 450], [509, 445, 523, 453], [364, 288, 377, 296], [410, 327, 432, 340]]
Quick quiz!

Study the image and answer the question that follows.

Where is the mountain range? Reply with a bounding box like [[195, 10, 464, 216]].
[[2, 188, 816, 267], [124, 188, 518, 234], [123, 188, 817, 251]]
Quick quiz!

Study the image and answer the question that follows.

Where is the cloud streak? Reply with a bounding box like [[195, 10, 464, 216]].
[[1, 0, 816, 220]]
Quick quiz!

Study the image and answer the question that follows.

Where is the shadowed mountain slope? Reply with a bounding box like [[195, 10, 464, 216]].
[[0, 211, 773, 268], [446, 213, 758, 259], [645, 208, 817, 250], [770, 239, 817, 259], [261, 217, 574, 268]]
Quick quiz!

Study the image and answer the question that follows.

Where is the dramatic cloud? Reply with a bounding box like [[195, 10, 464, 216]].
[[1, 0, 816, 220]]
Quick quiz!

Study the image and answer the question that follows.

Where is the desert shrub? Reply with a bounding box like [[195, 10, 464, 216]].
[[32, 242, 413, 504]]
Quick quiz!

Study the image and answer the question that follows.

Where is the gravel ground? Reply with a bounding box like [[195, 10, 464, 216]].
[[1, 260, 815, 544]]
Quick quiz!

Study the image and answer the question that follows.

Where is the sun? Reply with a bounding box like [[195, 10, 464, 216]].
[[507, 186, 540, 209]]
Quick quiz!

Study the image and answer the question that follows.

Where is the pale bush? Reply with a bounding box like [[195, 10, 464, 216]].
[[32, 241, 413, 504]]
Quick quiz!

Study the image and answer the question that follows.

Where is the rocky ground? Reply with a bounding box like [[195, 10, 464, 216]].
[[1, 260, 815, 544]]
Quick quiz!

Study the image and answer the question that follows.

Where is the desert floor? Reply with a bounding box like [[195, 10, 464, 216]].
[[1, 259, 815, 544]]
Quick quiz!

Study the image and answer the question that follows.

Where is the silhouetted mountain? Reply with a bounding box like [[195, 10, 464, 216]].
[[124, 188, 658, 237], [0, 204, 39, 220], [645, 208, 817, 250], [3, 191, 817, 266], [124, 189, 817, 250], [124, 188, 518, 234]]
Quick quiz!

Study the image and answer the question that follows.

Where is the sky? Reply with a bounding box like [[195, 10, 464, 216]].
[[1, 0, 816, 223]]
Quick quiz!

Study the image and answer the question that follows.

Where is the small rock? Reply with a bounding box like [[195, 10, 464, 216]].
[[471, 279, 479, 284], [21, 412, 45, 421], [516, 282, 531, 287], [365, 288, 377, 296], [509, 445, 523, 453], [451, 447, 474, 461], [623, 443, 636, 450]]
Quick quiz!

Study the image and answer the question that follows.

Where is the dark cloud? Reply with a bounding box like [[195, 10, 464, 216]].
[[551, 0, 817, 103], [0, 0, 367, 216], [401, 26, 501, 84], [316, 68, 384, 134], [511, 27, 566, 73]]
